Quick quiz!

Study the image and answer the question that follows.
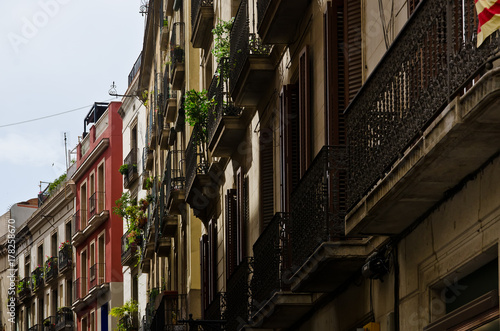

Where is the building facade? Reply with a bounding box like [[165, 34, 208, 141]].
[[71, 102, 123, 331]]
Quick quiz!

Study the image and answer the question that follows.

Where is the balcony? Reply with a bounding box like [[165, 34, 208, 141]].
[[17, 277, 31, 300], [144, 146, 154, 171], [119, 315, 139, 331], [123, 148, 139, 189], [230, 0, 273, 107], [157, 110, 172, 151], [55, 308, 74, 331], [89, 263, 105, 291], [185, 125, 214, 217], [163, 87, 177, 124], [251, 213, 314, 329], [191, 0, 214, 49], [170, 23, 185, 90], [207, 59, 245, 157], [286, 146, 369, 293], [43, 316, 56, 331], [160, 1, 169, 51], [155, 199, 172, 257], [226, 258, 253, 331], [121, 230, 139, 267], [28, 325, 42, 331], [150, 292, 188, 330], [128, 52, 142, 86], [58, 244, 72, 273], [344, 0, 500, 237], [31, 266, 44, 291], [165, 150, 185, 216], [204, 292, 226, 321], [72, 193, 108, 246], [44, 256, 58, 282], [164, 0, 174, 16], [72, 277, 87, 307], [256, 0, 309, 44]]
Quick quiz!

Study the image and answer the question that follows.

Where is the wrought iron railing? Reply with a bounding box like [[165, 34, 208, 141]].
[[43, 316, 56, 331], [55, 308, 73, 331], [44, 256, 58, 281], [185, 125, 209, 197], [165, 150, 186, 206], [226, 257, 253, 331], [230, 0, 271, 93], [72, 277, 87, 303], [58, 244, 72, 272], [121, 230, 139, 263], [17, 277, 31, 298], [252, 213, 290, 308], [256, 0, 270, 31], [128, 52, 142, 86], [290, 146, 346, 270], [345, 0, 500, 210], [89, 263, 105, 289], [191, 0, 213, 28], [170, 22, 185, 76], [163, 293, 188, 329], [124, 148, 138, 188], [88, 191, 105, 218], [28, 325, 42, 331], [163, 68, 176, 106], [205, 292, 226, 321], [207, 58, 242, 148], [72, 209, 86, 234], [31, 266, 44, 291]]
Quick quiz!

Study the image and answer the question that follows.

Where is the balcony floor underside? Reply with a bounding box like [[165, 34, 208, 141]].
[[346, 68, 500, 236]]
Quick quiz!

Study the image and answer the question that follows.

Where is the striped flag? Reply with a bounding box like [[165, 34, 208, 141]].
[[476, 0, 500, 47]]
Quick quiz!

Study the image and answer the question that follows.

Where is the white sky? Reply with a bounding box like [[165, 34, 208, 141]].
[[0, 0, 145, 213]]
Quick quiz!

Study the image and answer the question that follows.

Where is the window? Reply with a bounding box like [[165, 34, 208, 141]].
[[24, 255, 30, 278], [81, 182, 88, 226], [97, 163, 105, 212], [260, 121, 274, 229], [98, 234, 105, 284], [65, 221, 72, 242], [51, 232, 57, 257], [89, 311, 95, 331], [201, 219, 217, 313], [38, 243, 44, 267]]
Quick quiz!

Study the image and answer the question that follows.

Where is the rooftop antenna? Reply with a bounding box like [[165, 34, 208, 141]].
[[64, 132, 68, 169]]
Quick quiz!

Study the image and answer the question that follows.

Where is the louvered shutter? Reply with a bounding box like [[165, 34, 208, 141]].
[[200, 234, 209, 313], [280, 84, 300, 212], [236, 169, 247, 265], [260, 125, 274, 229], [345, 0, 362, 104], [208, 219, 217, 304], [299, 46, 312, 177], [225, 189, 237, 279]]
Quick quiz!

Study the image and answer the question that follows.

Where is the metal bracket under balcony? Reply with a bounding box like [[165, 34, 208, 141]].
[[191, 0, 214, 49], [257, 0, 309, 44], [250, 292, 314, 329]]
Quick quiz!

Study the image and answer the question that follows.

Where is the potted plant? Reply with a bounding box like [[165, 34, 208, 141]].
[[110, 300, 138, 331], [119, 164, 129, 175]]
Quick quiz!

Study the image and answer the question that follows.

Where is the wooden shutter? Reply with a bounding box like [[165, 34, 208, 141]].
[[236, 169, 247, 265], [200, 234, 209, 313], [208, 219, 217, 304], [345, 0, 362, 104], [299, 46, 312, 177], [225, 189, 237, 279], [260, 124, 274, 229], [280, 84, 300, 213]]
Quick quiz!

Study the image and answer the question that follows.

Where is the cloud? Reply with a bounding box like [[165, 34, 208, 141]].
[[0, 131, 62, 167]]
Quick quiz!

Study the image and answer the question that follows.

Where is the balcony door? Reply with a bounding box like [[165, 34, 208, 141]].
[[81, 250, 87, 296], [81, 183, 87, 228], [97, 163, 105, 212], [98, 234, 105, 284]]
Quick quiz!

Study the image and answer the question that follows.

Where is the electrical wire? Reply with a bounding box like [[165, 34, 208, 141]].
[[0, 98, 116, 128]]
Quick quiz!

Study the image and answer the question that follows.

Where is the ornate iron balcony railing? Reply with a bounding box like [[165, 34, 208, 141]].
[[191, 0, 213, 28], [229, 0, 271, 94], [58, 244, 72, 272], [165, 150, 186, 205], [226, 257, 253, 331], [43, 316, 56, 331], [170, 22, 185, 76], [31, 266, 44, 291], [88, 191, 105, 218], [124, 148, 138, 188], [290, 146, 346, 270], [17, 277, 31, 298], [345, 0, 500, 210], [44, 256, 58, 281], [205, 292, 226, 321], [128, 52, 142, 86], [28, 325, 42, 331], [256, 0, 270, 31], [72, 209, 87, 234], [55, 307, 73, 331], [252, 213, 290, 308], [185, 125, 209, 197]]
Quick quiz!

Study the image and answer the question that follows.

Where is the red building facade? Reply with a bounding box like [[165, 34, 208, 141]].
[[71, 102, 123, 331]]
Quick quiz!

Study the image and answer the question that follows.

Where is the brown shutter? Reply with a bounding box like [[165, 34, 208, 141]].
[[200, 234, 209, 313], [280, 84, 300, 212], [345, 0, 362, 104], [299, 45, 312, 177], [260, 124, 274, 229], [225, 189, 237, 279], [208, 219, 217, 305], [236, 169, 247, 265]]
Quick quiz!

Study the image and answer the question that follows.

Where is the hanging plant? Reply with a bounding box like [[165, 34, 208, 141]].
[[184, 89, 215, 143]]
